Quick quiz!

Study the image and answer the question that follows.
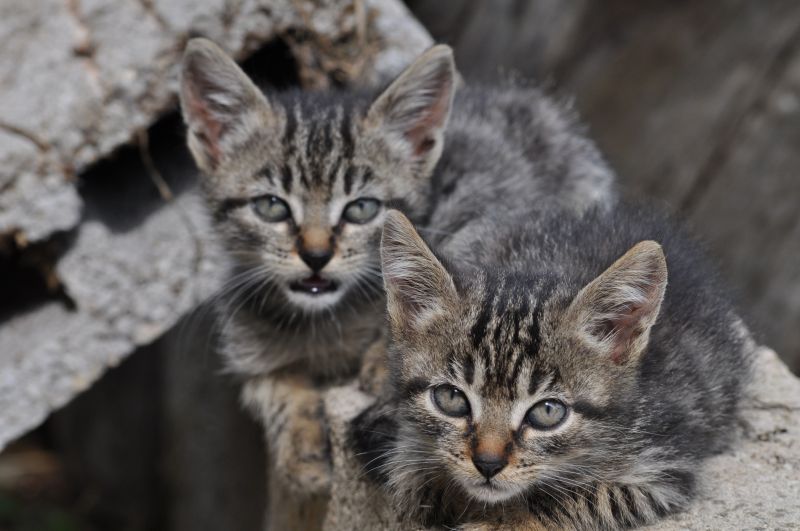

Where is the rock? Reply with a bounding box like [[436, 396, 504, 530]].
[[0, 188, 222, 448], [0, 0, 432, 451], [646, 347, 800, 530], [322, 347, 800, 530]]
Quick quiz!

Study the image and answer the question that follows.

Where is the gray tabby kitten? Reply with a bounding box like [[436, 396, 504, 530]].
[[353, 207, 752, 530], [179, 38, 614, 496]]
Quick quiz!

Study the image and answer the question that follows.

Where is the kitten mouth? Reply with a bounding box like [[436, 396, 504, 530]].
[[466, 480, 517, 503], [289, 274, 338, 295]]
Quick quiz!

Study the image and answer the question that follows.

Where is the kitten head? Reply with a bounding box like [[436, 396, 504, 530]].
[[179, 39, 455, 312], [380, 211, 667, 504]]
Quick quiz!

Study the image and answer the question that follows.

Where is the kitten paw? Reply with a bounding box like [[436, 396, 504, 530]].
[[274, 410, 332, 495]]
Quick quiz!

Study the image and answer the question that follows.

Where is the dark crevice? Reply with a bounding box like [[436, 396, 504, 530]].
[[77, 113, 194, 234], [240, 37, 302, 90], [0, 232, 76, 323]]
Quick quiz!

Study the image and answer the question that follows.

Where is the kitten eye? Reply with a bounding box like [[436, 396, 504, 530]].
[[526, 400, 568, 430], [252, 195, 291, 222], [432, 384, 471, 417], [342, 198, 381, 224]]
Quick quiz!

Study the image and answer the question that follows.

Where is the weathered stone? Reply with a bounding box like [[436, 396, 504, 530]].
[[647, 348, 800, 529], [322, 347, 800, 530], [0, 188, 221, 448]]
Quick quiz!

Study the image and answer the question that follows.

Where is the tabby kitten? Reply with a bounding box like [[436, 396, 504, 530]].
[[353, 208, 752, 529], [179, 38, 615, 496]]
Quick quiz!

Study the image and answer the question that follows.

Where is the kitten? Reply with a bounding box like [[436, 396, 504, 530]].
[[178, 38, 615, 496], [353, 208, 752, 530]]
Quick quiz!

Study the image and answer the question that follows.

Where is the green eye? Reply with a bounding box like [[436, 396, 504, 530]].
[[526, 400, 568, 430], [342, 198, 381, 224], [252, 195, 291, 222], [432, 384, 471, 417]]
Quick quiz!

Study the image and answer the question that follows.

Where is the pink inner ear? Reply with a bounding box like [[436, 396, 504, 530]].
[[406, 86, 451, 156], [186, 88, 223, 166], [598, 301, 652, 365]]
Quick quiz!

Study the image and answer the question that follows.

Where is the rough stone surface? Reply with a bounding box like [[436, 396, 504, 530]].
[[0, 189, 222, 448], [0, 0, 432, 450], [322, 347, 800, 530]]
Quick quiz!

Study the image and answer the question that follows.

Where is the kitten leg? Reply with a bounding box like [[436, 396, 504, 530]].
[[242, 372, 331, 496], [358, 334, 390, 396]]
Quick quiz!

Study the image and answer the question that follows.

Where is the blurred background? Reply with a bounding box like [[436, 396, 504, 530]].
[[1, 1, 798, 530]]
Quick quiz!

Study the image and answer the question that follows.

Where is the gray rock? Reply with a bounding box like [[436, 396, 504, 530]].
[[0, 189, 222, 448], [323, 347, 800, 530]]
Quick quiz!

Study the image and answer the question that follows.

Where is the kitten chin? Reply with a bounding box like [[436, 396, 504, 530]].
[[461, 479, 522, 504]]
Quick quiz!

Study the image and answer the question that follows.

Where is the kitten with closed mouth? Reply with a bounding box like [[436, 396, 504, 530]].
[[351, 209, 752, 530], [179, 37, 616, 510]]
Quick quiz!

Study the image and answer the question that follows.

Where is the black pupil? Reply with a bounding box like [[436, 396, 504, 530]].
[[354, 200, 370, 213]]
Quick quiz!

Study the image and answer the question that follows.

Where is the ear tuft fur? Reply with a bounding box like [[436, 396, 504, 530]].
[[570, 240, 668, 365], [179, 38, 272, 172], [366, 45, 456, 173], [381, 210, 457, 332]]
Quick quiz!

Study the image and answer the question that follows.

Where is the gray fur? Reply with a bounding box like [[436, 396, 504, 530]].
[[353, 206, 752, 529], [179, 38, 617, 500], [179, 38, 616, 381]]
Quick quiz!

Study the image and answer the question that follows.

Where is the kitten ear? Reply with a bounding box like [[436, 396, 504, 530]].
[[381, 210, 458, 332], [366, 45, 456, 172], [179, 38, 273, 172], [569, 241, 668, 366]]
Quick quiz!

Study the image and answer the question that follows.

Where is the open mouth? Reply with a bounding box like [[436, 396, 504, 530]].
[[289, 274, 338, 295]]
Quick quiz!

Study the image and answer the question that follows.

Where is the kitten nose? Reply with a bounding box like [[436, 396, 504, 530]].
[[299, 248, 333, 272], [298, 226, 334, 272], [472, 454, 507, 479]]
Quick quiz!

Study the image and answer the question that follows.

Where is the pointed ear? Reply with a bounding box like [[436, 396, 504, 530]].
[[366, 45, 456, 173], [569, 241, 668, 366], [179, 38, 273, 172], [381, 210, 458, 333]]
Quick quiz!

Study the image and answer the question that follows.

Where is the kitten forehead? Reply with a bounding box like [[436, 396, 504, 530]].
[[454, 273, 558, 395]]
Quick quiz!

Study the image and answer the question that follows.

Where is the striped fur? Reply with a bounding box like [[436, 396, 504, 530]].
[[180, 39, 615, 379], [352, 206, 752, 529], [180, 39, 617, 497]]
